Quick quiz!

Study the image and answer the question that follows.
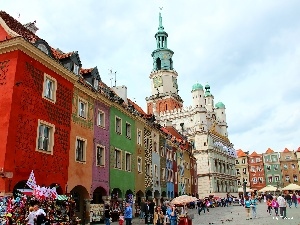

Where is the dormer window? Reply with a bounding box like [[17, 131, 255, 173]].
[[73, 64, 79, 75], [37, 44, 49, 55], [93, 78, 99, 90]]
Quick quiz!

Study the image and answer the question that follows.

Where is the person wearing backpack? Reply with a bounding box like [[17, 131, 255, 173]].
[[244, 196, 252, 220]]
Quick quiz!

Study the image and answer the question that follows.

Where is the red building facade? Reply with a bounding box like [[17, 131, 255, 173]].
[[0, 11, 75, 195], [248, 151, 266, 191]]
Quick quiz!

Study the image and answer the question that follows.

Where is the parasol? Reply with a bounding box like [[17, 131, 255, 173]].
[[170, 195, 198, 205]]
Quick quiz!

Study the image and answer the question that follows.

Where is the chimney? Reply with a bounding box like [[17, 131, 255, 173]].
[[23, 21, 39, 34]]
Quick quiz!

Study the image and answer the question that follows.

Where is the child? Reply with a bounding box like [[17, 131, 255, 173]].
[[119, 212, 124, 225], [267, 199, 272, 215], [271, 197, 279, 216]]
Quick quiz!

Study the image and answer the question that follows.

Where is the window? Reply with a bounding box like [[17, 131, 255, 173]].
[[250, 166, 256, 172], [96, 145, 105, 166], [236, 169, 240, 175], [251, 158, 255, 163], [170, 170, 174, 182], [237, 180, 241, 186], [266, 165, 271, 171], [194, 178, 197, 185], [243, 168, 247, 174], [162, 168, 166, 180], [252, 177, 257, 184], [125, 122, 131, 138], [153, 142, 157, 153], [274, 175, 280, 182], [291, 164, 296, 169], [285, 175, 290, 182], [75, 138, 86, 162], [283, 164, 288, 169], [125, 152, 131, 171], [242, 159, 245, 164], [115, 117, 122, 134], [256, 157, 261, 163], [137, 157, 142, 173], [204, 142, 207, 146], [36, 120, 55, 154], [293, 175, 298, 182], [285, 156, 291, 160], [114, 149, 122, 169], [235, 160, 239, 164], [137, 129, 142, 145], [146, 164, 151, 176], [93, 78, 99, 90], [268, 176, 273, 183], [78, 99, 87, 118], [73, 63, 79, 75], [97, 110, 105, 127], [160, 146, 164, 157], [154, 164, 158, 178], [273, 165, 278, 171], [258, 177, 263, 183], [43, 75, 57, 102], [271, 156, 277, 162]]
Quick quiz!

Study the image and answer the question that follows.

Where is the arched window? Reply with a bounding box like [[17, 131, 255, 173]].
[[156, 58, 161, 70]]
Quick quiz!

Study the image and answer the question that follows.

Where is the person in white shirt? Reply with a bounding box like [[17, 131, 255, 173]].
[[34, 205, 47, 225], [277, 195, 287, 219], [25, 206, 35, 225]]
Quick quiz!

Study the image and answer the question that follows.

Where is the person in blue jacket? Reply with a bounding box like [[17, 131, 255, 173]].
[[167, 204, 177, 225], [124, 202, 132, 225]]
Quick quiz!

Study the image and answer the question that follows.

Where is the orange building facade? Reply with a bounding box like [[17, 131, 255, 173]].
[[248, 151, 266, 190], [280, 148, 300, 188]]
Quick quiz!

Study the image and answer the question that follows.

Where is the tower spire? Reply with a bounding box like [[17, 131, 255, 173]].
[[158, 7, 164, 31]]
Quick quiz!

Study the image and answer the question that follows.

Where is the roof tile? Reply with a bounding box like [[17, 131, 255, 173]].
[[265, 148, 274, 154]]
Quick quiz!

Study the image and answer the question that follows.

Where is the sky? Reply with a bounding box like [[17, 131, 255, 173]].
[[2, 0, 300, 154]]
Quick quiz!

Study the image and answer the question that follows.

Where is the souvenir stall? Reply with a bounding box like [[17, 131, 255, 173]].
[[170, 195, 196, 225]]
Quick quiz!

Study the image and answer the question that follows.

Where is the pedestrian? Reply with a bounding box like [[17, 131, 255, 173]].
[[167, 204, 177, 225], [124, 202, 132, 225], [271, 197, 279, 216], [266, 198, 272, 215], [250, 195, 257, 218], [145, 200, 154, 225], [277, 194, 287, 219], [285, 193, 292, 208], [202, 199, 210, 213], [244, 196, 252, 220], [153, 206, 164, 225], [25, 206, 35, 225], [140, 199, 146, 220], [104, 204, 111, 225], [34, 205, 46, 225], [292, 193, 297, 208], [119, 212, 124, 225], [161, 202, 167, 225], [196, 200, 201, 215]]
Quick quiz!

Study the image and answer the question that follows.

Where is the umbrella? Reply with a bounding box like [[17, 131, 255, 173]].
[[282, 183, 300, 191], [258, 185, 277, 192], [171, 195, 198, 205]]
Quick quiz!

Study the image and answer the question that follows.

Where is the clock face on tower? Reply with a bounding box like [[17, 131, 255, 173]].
[[153, 76, 163, 88]]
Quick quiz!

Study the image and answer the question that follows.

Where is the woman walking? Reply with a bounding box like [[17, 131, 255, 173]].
[[153, 206, 164, 225], [272, 197, 279, 216], [250, 195, 257, 218], [244, 196, 252, 220], [266, 198, 272, 215]]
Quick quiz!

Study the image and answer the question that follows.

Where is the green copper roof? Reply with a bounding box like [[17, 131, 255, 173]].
[[204, 84, 212, 97], [158, 12, 164, 32], [215, 102, 225, 109], [192, 83, 203, 91]]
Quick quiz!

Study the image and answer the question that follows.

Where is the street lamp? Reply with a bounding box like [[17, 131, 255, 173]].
[[243, 181, 247, 197]]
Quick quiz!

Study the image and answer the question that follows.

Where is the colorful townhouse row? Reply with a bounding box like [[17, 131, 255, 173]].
[[0, 11, 197, 222], [236, 148, 300, 191]]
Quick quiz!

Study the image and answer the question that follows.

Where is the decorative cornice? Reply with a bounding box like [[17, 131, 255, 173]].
[[0, 17, 20, 38]]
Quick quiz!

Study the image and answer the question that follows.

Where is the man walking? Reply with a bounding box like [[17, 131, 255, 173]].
[[277, 194, 287, 219]]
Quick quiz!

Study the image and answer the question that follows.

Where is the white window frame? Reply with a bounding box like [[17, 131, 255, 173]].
[[125, 152, 131, 171], [75, 137, 87, 163], [154, 164, 158, 178], [258, 177, 263, 183], [256, 157, 261, 163], [93, 78, 99, 90], [293, 175, 298, 182], [96, 145, 105, 167], [162, 168, 166, 181], [36, 120, 55, 154], [97, 110, 105, 127], [285, 175, 289, 182], [114, 148, 122, 169], [115, 117, 122, 135], [252, 177, 257, 184], [291, 164, 296, 169], [78, 98, 87, 119], [274, 175, 280, 182], [73, 63, 79, 75], [146, 164, 151, 176], [125, 122, 131, 139], [137, 129, 142, 145], [137, 157, 142, 173], [42, 74, 57, 103], [160, 146, 164, 157]]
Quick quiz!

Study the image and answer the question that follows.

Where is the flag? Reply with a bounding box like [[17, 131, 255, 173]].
[[26, 170, 36, 189]]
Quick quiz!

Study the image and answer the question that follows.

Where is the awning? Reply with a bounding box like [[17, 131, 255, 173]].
[[57, 195, 68, 201], [17, 189, 33, 196]]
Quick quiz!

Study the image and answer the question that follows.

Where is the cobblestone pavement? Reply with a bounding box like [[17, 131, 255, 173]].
[[111, 202, 300, 225]]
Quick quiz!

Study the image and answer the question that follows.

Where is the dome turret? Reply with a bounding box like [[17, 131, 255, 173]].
[[215, 102, 225, 109], [204, 84, 212, 97], [192, 83, 203, 92]]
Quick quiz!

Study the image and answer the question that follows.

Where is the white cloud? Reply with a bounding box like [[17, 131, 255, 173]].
[[2, 0, 300, 153]]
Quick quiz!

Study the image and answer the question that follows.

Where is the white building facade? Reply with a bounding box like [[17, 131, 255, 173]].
[[146, 12, 238, 198]]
